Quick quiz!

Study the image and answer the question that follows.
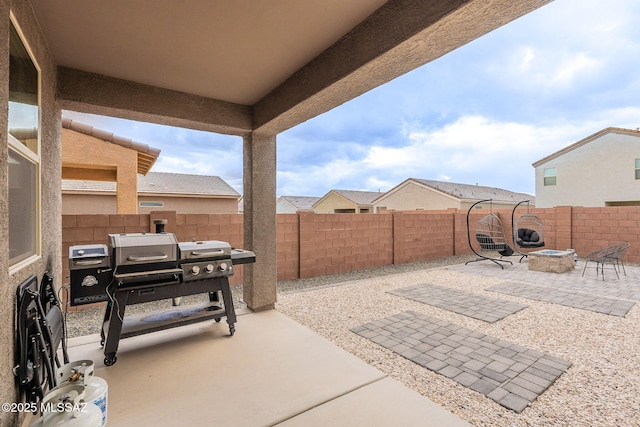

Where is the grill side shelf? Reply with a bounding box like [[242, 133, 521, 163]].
[[231, 249, 256, 265]]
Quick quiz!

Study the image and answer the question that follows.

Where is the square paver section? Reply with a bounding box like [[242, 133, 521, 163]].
[[487, 282, 635, 317], [388, 283, 528, 323], [352, 311, 572, 413]]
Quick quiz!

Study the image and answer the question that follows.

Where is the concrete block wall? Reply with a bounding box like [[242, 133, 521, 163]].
[[62, 207, 640, 300], [571, 206, 640, 260], [394, 211, 455, 264], [297, 213, 393, 278], [277, 214, 299, 281]]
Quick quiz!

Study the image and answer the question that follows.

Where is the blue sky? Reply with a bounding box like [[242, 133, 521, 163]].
[[64, 0, 640, 198]]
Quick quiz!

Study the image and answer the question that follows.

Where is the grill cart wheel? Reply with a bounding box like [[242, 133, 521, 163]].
[[104, 354, 117, 366], [229, 324, 235, 336]]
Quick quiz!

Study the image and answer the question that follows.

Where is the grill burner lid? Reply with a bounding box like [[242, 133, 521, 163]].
[[179, 240, 232, 260]]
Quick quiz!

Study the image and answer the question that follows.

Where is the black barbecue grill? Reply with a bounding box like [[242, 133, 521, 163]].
[[69, 221, 255, 366]]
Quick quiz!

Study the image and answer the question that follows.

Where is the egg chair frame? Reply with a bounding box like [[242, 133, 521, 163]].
[[465, 199, 514, 269], [511, 200, 545, 263]]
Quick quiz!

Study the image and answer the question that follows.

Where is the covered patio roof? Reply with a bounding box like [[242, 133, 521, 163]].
[[32, 0, 551, 135]]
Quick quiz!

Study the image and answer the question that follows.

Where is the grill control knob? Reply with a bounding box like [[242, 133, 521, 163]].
[[190, 265, 200, 275], [219, 263, 228, 272], [204, 264, 214, 273]]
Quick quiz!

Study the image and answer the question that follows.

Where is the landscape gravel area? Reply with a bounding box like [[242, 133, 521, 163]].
[[276, 261, 640, 427], [64, 255, 640, 426]]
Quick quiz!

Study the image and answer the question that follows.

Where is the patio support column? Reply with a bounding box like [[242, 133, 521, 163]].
[[243, 132, 277, 311]]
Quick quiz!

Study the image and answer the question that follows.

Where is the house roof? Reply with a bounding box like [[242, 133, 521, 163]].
[[62, 172, 240, 198], [279, 196, 321, 210], [323, 189, 384, 206], [62, 117, 161, 175], [532, 127, 640, 167], [405, 178, 532, 203]]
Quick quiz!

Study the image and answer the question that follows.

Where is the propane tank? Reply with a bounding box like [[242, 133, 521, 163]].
[[31, 384, 102, 427], [56, 360, 108, 427]]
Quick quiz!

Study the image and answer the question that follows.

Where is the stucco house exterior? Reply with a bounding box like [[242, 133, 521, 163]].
[[313, 189, 383, 213], [533, 127, 640, 208], [373, 178, 533, 212], [61, 117, 160, 213], [63, 171, 241, 214], [276, 196, 320, 213]]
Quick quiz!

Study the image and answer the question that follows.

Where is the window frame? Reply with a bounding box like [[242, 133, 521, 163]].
[[543, 167, 557, 186], [8, 15, 42, 274], [635, 159, 640, 180], [139, 201, 165, 208]]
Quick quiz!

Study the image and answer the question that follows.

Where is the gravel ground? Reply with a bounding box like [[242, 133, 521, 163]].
[[64, 255, 640, 426], [276, 259, 640, 427]]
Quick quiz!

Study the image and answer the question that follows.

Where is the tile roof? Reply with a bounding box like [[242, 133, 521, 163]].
[[62, 117, 161, 175], [280, 196, 321, 210], [333, 189, 384, 205], [138, 172, 239, 197], [532, 127, 640, 167], [62, 172, 239, 197], [411, 179, 533, 203]]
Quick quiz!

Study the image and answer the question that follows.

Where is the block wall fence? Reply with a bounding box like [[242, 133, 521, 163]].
[[62, 206, 640, 290]]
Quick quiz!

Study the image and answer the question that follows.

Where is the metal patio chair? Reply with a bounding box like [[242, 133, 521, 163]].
[[581, 244, 622, 280], [604, 241, 630, 276]]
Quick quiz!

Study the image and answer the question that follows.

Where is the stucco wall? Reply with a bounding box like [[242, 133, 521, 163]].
[[535, 132, 640, 208], [62, 127, 138, 213], [374, 181, 461, 211], [276, 199, 297, 214], [314, 192, 356, 213], [1, 1, 60, 426], [62, 193, 117, 214], [62, 193, 238, 214], [138, 195, 239, 214]]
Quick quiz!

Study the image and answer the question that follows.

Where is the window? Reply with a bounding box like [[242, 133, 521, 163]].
[[139, 201, 164, 207], [8, 19, 40, 269], [635, 159, 640, 180], [543, 168, 557, 186]]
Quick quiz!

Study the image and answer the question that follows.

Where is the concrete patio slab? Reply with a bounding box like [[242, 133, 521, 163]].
[[59, 309, 470, 427], [277, 376, 468, 427], [352, 311, 572, 413], [389, 283, 528, 322]]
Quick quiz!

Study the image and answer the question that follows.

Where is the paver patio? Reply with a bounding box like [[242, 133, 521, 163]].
[[352, 310, 572, 413], [388, 283, 528, 322], [487, 281, 635, 317], [450, 261, 640, 301]]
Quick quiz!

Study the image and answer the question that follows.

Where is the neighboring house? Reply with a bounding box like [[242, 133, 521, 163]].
[[313, 190, 383, 213], [373, 178, 533, 212], [62, 172, 241, 214], [533, 127, 640, 208], [276, 196, 320, 213], [61, 117, 160, 214]]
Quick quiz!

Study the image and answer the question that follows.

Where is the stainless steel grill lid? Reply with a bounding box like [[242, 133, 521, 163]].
[[178, 240, 232, 260], [109, 233, 178, 266]]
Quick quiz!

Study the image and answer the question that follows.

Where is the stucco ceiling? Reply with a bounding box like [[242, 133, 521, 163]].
[[32, 0, 553, 135], [32, 0, 388, 105]]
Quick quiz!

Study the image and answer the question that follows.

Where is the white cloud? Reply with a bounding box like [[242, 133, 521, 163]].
[[549, 53, 602, 87], [278, 112, 640, 197]]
